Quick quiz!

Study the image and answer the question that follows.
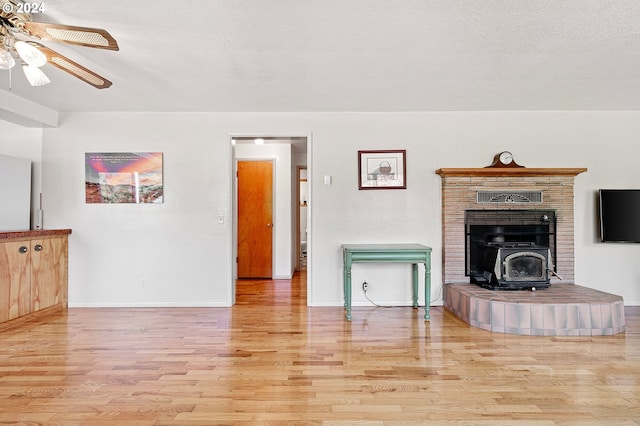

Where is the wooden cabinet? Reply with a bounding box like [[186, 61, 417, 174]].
[[31, 237, 67, 311], [0, 240, 30, 322], [0, 230, 70, 327]]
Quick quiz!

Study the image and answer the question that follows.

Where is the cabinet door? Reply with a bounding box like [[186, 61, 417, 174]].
[[31, 237, 66, 311], [0, 240, 30, 321]]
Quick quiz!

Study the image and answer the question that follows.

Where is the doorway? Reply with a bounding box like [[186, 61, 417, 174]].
[[230, 135, 311, 305], [296, 166, 308, 271]]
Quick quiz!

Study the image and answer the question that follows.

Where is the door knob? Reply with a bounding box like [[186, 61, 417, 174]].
[[34, 244, 43, 252], [266, 223, 273, 227], [19, 246, 28, 253]]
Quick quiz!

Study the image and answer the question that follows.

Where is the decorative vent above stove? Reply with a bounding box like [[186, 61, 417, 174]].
[[476, 191, 543, 204]]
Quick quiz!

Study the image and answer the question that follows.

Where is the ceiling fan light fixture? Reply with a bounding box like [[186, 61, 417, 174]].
[[0, 48, 15, 70], [22, 63, 50, 86], [15, 41, 47, 67]]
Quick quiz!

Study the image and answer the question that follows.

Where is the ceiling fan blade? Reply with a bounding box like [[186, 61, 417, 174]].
[[27, 42, 113, 89], [24, 22, 119, 51]]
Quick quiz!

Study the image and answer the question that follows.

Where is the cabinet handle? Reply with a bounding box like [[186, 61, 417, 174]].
[[19, 246, 28, 254], [34, 244, 43, 252]]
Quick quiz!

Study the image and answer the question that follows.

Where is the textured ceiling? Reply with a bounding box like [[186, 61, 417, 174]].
[[1, 0, 640, 114]]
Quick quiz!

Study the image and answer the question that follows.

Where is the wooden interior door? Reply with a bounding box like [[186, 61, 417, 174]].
[[237, 160, 273, 278]]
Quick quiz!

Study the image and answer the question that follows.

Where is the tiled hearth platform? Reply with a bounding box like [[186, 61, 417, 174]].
[[444, 283, 625, 336]]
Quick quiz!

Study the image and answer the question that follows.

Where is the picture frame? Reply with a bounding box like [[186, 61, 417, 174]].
[[358, 149, 406, 190], [85, 152, 164, 204]]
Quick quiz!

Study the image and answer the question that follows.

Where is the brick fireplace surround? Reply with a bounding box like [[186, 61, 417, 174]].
[[436, 167, 625, 336]]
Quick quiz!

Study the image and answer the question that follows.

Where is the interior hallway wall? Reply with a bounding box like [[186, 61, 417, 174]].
[[39, 111, 640, 307]]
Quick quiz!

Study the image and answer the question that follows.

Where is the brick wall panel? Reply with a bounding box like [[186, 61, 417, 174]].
[[439, 171, 581, 284]]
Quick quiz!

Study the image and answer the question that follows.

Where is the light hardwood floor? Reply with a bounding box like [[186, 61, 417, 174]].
[[0, 272, 639, 425]]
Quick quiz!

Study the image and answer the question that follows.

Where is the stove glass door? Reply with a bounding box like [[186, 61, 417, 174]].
[[503, 251, 547, 281]]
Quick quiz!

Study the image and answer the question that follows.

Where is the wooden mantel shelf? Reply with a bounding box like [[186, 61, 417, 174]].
[[435, 167, 587, 177]]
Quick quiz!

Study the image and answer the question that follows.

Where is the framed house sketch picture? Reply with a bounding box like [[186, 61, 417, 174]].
[[358, 149, 406, 190]]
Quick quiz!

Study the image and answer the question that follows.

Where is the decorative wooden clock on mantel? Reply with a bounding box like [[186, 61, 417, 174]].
[[486, 151, 524, 168]]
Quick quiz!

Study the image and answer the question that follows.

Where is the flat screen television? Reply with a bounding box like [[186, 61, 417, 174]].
[[599, 189, 640, 243]]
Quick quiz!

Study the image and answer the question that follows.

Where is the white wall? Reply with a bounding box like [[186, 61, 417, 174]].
[[0, 120, 43, 229], [43, 113, 233, 307], [40, 111, 640, 308]]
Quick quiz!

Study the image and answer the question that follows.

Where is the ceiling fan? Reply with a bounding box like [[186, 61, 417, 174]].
[[0, 0, 118, 89]]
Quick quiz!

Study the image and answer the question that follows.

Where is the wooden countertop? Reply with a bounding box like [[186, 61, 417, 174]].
[[0, 229, 72, 240]]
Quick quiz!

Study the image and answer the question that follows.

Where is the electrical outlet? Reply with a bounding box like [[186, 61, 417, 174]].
[[362, 281, 369, 291]]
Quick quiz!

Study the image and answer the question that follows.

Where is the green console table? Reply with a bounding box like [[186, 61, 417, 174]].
[[342, 244, 432, 321]]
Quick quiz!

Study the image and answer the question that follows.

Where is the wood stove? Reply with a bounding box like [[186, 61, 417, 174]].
[[465, 210, 557, 290]]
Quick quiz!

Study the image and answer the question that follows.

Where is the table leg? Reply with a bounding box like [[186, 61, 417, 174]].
[[424, 261, 431, 321], [344, 253, 352, 321], [342, 251, 347, 308], [412, 263, 419, 308]]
